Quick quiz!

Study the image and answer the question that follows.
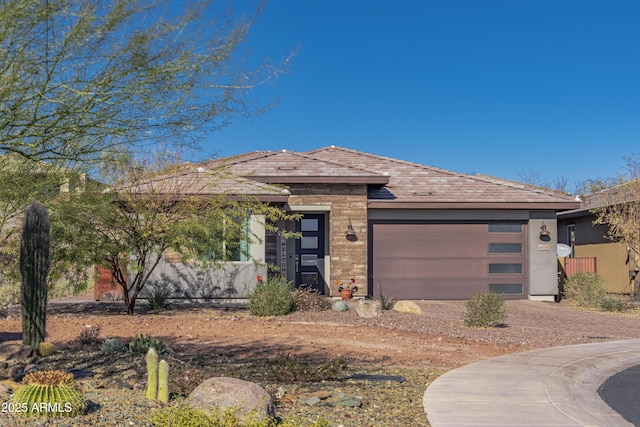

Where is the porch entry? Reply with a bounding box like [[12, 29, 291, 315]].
[[295, 213, 326, 293]]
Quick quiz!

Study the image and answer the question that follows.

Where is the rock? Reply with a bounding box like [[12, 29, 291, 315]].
[[336, 397, 362, 407], [392, 300, 424, 315], [355, 299, 382, 318], [7, 364, 24, 380], [305, 396, 321, 406], [188, 377, 274, 421]]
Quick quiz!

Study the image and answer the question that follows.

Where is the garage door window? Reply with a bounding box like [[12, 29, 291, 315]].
[[488, 243, 522, 254], [489, 284, 523, 294], [489, 223, 522, 233], [489, 263, 522, 274]]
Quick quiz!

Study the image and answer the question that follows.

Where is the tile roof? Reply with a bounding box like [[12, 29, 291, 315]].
[[305, 146, 579, 208], [187, 145, 579, 209], [128, 165, 289, 201], [202, 150, 389, 184], [559, 180, 640, 217]]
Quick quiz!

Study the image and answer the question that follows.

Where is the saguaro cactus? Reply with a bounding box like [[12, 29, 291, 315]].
[[20, 203, 50, 348]]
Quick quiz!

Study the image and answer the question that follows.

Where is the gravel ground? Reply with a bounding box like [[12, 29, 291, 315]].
[[2, 299, 640, 427]]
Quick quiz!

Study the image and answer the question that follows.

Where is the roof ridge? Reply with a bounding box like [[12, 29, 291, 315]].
[[293, 149, 388, 176], [307, 145, 476, 177]]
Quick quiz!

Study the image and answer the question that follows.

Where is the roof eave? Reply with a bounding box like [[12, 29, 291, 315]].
[[367, 201, 582, 210]]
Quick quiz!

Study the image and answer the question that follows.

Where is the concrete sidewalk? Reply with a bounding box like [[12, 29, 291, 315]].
[[423, 339, 640, 427]]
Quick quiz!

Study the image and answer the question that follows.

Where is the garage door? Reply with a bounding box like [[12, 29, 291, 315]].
[[371, 222, 527, 299]]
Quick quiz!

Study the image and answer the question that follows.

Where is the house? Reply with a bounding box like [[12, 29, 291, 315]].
[[141, 146, 579, 302], [557, 183, 640, 296]]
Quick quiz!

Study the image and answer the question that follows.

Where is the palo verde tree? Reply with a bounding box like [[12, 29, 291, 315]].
[[50, 151, 299, 314], [0, 0, 288, 166], [590, 154, 640, 263]]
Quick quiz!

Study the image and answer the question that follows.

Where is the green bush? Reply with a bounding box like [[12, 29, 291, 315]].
[[292, 286, 332, 312], [600, 295, 628, 312], [248, 276, 294, 317], [563, 273, 606, 308], [463, 292, 506, 327], [148, 403, 330, 427], [129, 333, 167, 355], [144, 288, 172, 310], [101, 338, 126, 354]]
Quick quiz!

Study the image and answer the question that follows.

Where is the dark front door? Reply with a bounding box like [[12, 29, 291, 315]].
[[295, 214, 325, 293]]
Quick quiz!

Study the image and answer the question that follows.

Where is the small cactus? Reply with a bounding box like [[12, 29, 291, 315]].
[[13, 370, 85, 417], [129, 333, 166, 355], [36, 342, 55, 357], [100, 338, 125, 354], [145, 348, 159, 400], [158, 360, 169, 403], [145, 348, 170, 403], [332, 300, 349, 312]]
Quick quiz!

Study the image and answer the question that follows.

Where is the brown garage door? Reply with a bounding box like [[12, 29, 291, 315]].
[[371, 222, 527, 299]]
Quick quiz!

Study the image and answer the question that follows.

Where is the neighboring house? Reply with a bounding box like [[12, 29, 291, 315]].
[[145, 146, 578, 302], [557, 185, 640, 295]]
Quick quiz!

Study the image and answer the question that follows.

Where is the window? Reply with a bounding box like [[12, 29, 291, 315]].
[[489, 222, 522, 233], [489, 284, 523, 294], [489, 263, 522, 274], [193, 215, 251, 262], [488, 243, 522, 254], [567, 224, 575, 246]]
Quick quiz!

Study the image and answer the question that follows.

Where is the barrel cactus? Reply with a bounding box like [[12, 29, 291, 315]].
[[13, 370, 86, 417], [36, 342, 55, 357], [20, 203, 51, 348]]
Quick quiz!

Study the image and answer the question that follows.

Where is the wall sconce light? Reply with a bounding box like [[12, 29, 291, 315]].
[[539, 222, 551, 242], [345, 221, 356, 238]]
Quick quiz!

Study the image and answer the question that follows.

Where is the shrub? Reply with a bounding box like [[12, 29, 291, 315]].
[[600, 296, 628, 312], [148, 403, 330, 427], [332, 300, 349, 312], [378, 292, 396, 310], [75, 325, 101, 345], [144, 288, 172, 310], [248, 276, 294, 317], [563, 273, 606, 308], [292, 286, 332, 312], [101, 338, 126, 354], [463, 292, 506, 327], [129, 333, 167, 355]]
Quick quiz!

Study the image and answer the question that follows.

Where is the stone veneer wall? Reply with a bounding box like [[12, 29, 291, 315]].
[[287, 184, 368, 297]]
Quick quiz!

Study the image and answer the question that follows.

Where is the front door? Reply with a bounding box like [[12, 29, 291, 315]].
[[295, 214, 325, 293]]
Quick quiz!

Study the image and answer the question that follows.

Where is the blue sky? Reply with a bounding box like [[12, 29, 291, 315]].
[[203, 1, 640, 191]]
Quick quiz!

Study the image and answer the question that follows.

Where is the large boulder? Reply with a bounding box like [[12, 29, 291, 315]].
[[188, 377, 274, 421], [392, 300, 424, 315], [355, 299, 382, 318]]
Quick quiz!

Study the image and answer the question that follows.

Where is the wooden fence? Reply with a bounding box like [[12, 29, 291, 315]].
[[564, 257, 597, 277]]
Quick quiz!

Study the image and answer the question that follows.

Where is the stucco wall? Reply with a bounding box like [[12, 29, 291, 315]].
[[141, 215, 267, 300], [527, 217, 559, 300], [572, 242, 636, 294]]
